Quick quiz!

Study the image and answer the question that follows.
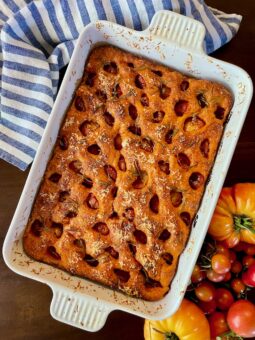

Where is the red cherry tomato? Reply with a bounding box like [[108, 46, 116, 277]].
[[191, 264, 206, 283], [243, 255, 255, 268], [231, 278, 246, 294], [211, 253, 231, 274], [206, 269, 225, 282], [215, 243, 230, 257], [198, 299, 217, 315], [231, 260, 242, 274], [227, 300, 255, 338], [245, 244, 255, 256], [195, 281, 216, 302], [223, 271, 232, 282], [209, 312, 229, 338], [232, 241, 247, 252], [215, 288, 234, 311], [242, 263, 255, 287], [228, 251, 236, 264]]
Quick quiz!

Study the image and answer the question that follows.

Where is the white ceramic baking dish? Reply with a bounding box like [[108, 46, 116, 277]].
[[3, 10, 253, 332]]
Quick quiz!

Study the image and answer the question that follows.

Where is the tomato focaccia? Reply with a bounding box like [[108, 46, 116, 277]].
[[23, 46, 232, 301]]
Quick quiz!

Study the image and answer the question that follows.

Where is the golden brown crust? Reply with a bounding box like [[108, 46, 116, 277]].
[[23, 46, 233, 301]]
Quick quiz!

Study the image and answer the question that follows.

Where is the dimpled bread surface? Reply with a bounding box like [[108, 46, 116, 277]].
[[23, 46, 233, 301]]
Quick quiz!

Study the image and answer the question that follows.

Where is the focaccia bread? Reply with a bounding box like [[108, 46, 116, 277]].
[[23, 46, 232, 301]]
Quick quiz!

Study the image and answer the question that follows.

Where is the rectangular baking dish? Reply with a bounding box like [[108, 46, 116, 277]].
[[3, 10, 253, 332]]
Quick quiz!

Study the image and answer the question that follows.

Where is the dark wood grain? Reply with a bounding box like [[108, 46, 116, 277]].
[[0, 1, 254, 339]]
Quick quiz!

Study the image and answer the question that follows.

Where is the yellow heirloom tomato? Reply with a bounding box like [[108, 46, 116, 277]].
[[208, 183, 255, 247], [144, 299, 210, 340]]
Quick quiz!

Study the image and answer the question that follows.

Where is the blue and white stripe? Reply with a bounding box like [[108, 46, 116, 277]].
[[0, 0, 242, 170]]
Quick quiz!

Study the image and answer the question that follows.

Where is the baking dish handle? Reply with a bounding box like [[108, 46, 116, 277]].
[[146, 10, 206, 53], [49, 284, 113, 332]]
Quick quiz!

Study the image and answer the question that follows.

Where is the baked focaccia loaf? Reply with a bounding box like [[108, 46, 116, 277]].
[[23, 46, 232, 301]]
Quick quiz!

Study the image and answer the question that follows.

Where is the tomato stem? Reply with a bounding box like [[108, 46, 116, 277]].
[[165, 332, 180, 340], [238, 286, 251, 300], [200, 254, 212, 269], [216, 330, 243, 339], [152, 327, 180, 340], [233, 215, 255, 234]]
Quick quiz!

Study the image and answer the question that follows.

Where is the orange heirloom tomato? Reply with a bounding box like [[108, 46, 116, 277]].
[[144, 299, 210, 340], [208, 183, 255, 246]]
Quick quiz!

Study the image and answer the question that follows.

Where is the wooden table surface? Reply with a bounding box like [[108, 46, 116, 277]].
[[1, 1, 254, 339]]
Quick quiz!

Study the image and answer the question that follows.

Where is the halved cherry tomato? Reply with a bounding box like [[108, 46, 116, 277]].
[[209, 184, 255, 246], [227, 300, 255, 338]]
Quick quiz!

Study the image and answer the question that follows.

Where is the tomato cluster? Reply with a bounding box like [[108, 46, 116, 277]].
[[186, 239, 255, 339], [144, 184, 255, 340]]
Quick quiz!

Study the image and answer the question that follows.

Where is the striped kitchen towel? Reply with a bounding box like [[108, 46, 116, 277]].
[[0, 0, 242, 170]]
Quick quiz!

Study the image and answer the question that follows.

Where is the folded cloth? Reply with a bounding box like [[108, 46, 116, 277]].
[[0, 0, 242, 170]]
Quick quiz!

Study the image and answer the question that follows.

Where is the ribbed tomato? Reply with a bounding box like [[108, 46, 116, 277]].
[[144, 299, 210, 340], [208, 183, 255, 247]]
